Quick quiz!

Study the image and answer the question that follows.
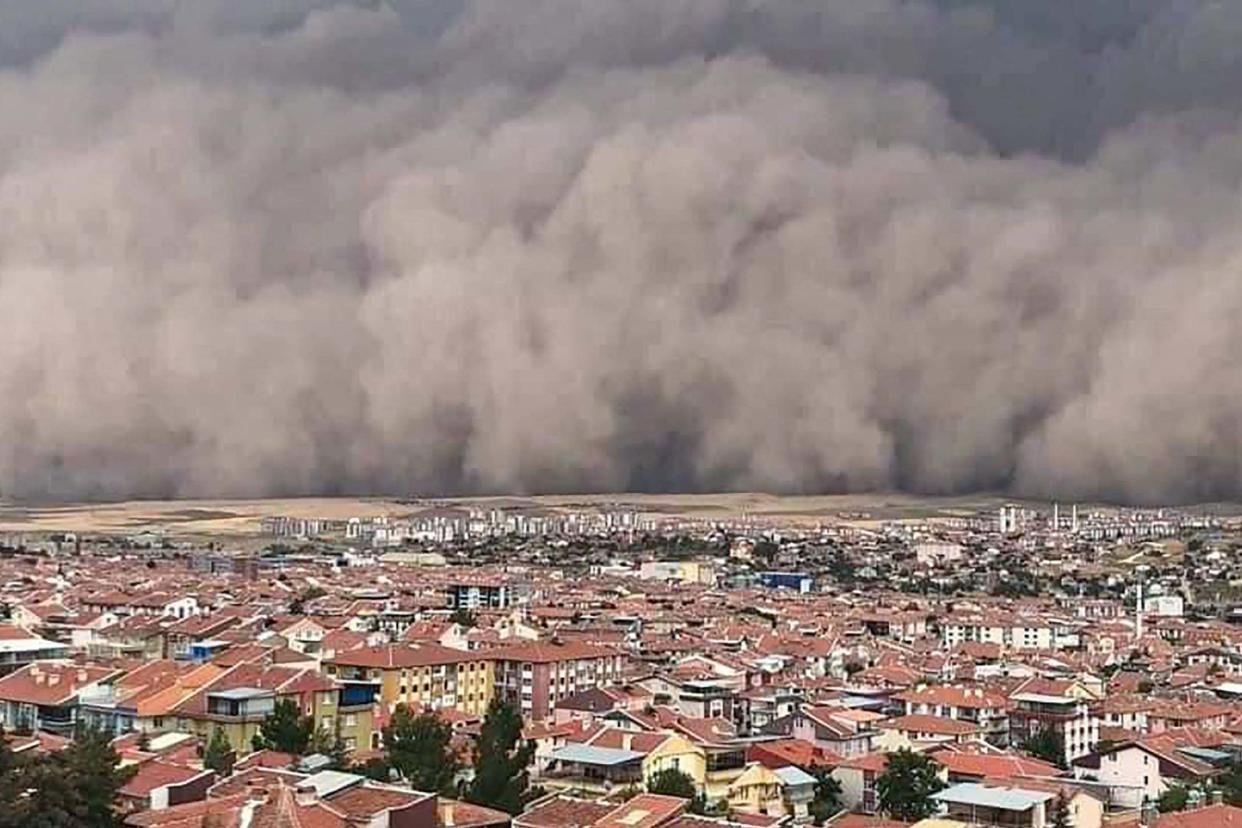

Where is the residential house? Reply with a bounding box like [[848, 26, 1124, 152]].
[[0, 623, 68, 676], [894, 684, 1010, 746], [0, 662, 122, 735], [767, 706, 879, 758]]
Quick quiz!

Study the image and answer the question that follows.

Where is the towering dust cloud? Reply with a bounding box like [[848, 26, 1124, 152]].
[[2, 0, 1242, 503]]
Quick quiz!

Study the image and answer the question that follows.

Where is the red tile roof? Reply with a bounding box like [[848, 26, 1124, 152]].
[[486, 642, 620, 664], [883, 714, 983, 736], [594, 795, 686, 828], [0, 662, 119, 706], [1155, 804, 1242, 827], [514, 796, 615, 828], [747, 738, 842, 770], [327, 643, 474, 669], [120, 760, 207, 798]]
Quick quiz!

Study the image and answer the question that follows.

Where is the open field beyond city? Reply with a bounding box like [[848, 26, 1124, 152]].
[[3, 492, 1241, 538]]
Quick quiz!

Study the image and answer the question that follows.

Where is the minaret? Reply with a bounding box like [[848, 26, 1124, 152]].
[[1136, 578, 1144, 641], [1071, 504, 1079, 534], [1053, 503, 1060, 531]]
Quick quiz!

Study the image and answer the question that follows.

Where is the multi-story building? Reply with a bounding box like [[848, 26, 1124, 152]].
[[1008, 678, 1099, 764], [490, 641, 625, 721], [0, 624, 68, 676], [323, 643, 495, 717], [0, 662, 122, 735], [172, 665, 370, 756], [448, 580, 519, 610], [895, 684, 1010, 745]]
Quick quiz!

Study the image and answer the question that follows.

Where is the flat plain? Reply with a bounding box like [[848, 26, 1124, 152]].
[[4, 492, 1231, 539]]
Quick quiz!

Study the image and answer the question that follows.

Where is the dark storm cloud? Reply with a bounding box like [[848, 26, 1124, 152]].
[[2, 0, 1242, 504]]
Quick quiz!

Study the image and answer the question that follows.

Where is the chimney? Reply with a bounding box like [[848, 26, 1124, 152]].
[[294, 782, 318, 807], [1212, 789, 1225, 806]]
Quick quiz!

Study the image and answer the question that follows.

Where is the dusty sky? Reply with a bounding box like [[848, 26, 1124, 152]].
[[2, 1, 1242, 504]]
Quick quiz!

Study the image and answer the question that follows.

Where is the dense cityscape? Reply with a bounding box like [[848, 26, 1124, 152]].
[[1, 498, 1242, 827]]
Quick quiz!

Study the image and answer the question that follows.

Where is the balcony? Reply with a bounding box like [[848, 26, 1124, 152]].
[[339, 682, 379, 709], [36, 705, 76, 736], [940, 805, 1036, 828], [205, 688, 276, 721], [706, 750, 747, 773]]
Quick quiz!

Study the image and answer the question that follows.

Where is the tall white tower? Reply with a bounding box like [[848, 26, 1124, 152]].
[[1053, 503, 1060, 531]]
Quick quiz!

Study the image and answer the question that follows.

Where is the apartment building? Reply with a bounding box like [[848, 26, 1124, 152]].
[[490, 641, 625, 720], [1009, 678, 1099, 764], [323, 642, 495, 716]]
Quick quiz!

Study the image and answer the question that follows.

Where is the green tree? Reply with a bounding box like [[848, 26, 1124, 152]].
[[808, 770, 842, 824], [383, 704, 460, 795], [646, 767, 708, 815], [0, 727, 20, 807], [1219, 762, 1242, 806], [450, 607, 478, 628], [309, 725, 349, 769], [1022, 728, 1067, 769], [254, 698, 314, 755], [3, 726, 135, 827], [203, 728, 234, 775], [466, 699, 535, 814], [1049, 792, 1072, 828], [648, 767, 697, 799], [1158, 785, 1190, 813], [65, 726, 134, 826], [354, 756, 392, 782], [875, 749, 945, 822]]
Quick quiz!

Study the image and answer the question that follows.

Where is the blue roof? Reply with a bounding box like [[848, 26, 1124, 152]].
[[1177, 746, 1233, 764], [551, 744, 645, 766], [933, 783, 1053, 811]]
